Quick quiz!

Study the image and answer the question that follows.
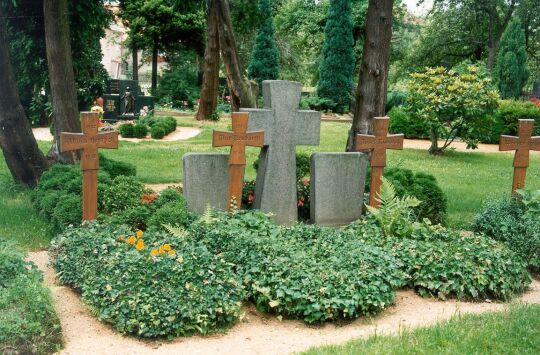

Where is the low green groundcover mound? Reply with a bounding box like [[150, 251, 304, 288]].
[[49, 223, 244, 338], [0, 240, 62, 353]]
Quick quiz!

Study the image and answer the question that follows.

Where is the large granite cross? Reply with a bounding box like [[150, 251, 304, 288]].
[[242, 81, 320, 224], [213, 112, 264, 209], [60, 112, 118, 221], [499, 119, 540, 193]]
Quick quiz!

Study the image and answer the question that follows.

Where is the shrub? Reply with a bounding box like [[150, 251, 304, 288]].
[[105, 205, 153, 231], [484, 100, 540, 143], [157, 52, 200, 109], [150, 125, 167, 139], [52, 194, 82, 232], [49, 223, 244, 337], [99, 154, 136, 178], [153, 188, 184, 209], [162, 117, 177, 133], [0, 240, 62, 354], [147, 201, 194, 230], [367, 167, 447, 224], [472, 195, 540, 271], [132, 123, 148, 138], [119, 123, 134, 138], [388, 107, 430, 139], [99, 175, 146, 214], [386, 90, 406, 112], [300, 95, 337, 113]]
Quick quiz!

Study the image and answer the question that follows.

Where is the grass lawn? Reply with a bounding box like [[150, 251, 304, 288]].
[[0, 116, 539, 250], [303, 305, 540, 355]]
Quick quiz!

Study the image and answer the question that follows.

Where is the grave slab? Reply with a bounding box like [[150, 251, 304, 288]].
[[182, 153, 229, 214], [241, 80, 321, 225], [310, 152, 368, 226]]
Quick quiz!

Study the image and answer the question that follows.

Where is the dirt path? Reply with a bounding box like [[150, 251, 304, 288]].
[[28, 251, 540, 355], [32, 127, 201, 143]]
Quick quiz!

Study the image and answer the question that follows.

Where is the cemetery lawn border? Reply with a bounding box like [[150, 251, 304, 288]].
[[302, 304, 540, 355]]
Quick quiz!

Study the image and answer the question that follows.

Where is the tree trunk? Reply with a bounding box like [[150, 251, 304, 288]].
[[151, 39, 158, 95], [196, 0, 221, 120], [215, 0, 257, 111], [43, 0, 81, 164], [347, 0, 394, 152], [0, 15, 48, 186], [132, 42, 138, 81], [429, 126, 440, 155]]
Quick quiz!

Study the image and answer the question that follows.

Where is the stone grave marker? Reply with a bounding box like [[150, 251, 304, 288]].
[[355, 117, 404, 208], [310, 152, 368, 225], [212, 112, 264, 209], [241, 80, 321, 225], [499, 119, 540, 193], [103, 79, 155, 122], [60, 112, 119, 220]]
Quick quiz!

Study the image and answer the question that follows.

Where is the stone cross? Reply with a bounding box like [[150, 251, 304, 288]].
[[499, 119, 540, 193], [241, 81, 320, 224], [355, 117, 404, 208], [60, 112, 119, 221], [212, 112, 264, 209]]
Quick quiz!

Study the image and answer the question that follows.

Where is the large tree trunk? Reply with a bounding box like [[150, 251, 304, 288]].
[[196, 0, 221, 121], [151, 39, 158, 95], [132, 42, 138, 81], [346, 0, 394, 152], [215, 0, 257, 111], [0, 15, 48, 186], [43, 0, 81, 163]]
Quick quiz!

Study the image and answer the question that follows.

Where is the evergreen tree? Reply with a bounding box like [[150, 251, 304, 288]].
[[493, 18, 529, 99], [248, 0, 279, 87], [317, 0, 355, 114]]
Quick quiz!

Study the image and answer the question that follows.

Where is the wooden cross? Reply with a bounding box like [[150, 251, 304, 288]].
[[213, 112, 264, 209], [499, 119, 540, 193], [60, 112, 119, 221], [355, 117, 404, 208]]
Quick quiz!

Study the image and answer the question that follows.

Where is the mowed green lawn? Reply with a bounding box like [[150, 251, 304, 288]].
[[303, 305, 540, 355], [1, 116, 539, 249]]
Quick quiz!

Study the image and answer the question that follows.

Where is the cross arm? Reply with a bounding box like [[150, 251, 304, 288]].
[[60, 132, 86, 153], [213, 131, 235, 147], [532, 136, 540, 151], [95, 131, 119, 149], [499, 135, 519, 151], [244, 131, 265, 148]]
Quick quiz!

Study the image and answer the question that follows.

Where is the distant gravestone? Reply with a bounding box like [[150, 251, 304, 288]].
[[533, 82, 540, 96], [103, 79, 155, 121], [241, 80, 321, 225], [499, 119, 540, 193], [355, 117, 404, 208], [212, 112, 264, 209], [310, 153, 368, 226], [182, 153, 229, 214], [60, 112, 118, 221]]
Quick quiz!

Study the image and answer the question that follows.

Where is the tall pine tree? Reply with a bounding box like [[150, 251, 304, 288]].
[[493, 18, 529, 99], [248, 0, 279, 88], [317, 0, 355, 114]]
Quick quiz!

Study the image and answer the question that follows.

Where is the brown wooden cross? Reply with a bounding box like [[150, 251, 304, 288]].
[[499, 119, 540, 194], [60, 112, 119, 221], [212, 112, 264, 209], [355, 117, 404, 208]]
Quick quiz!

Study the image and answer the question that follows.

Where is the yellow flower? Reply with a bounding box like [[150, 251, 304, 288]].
[[159, 245, 165, 254], [127, 236, 136, 245], [136, 239, 145, 251], [163, 244, 171, 251], [136, 230, 144, 238], [150, 249, 159, 257], [168, 250, 176, 256]]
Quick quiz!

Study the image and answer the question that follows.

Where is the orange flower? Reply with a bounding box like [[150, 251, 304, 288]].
[[136, 230, 144, 238], [168, 250, 176, 256], [141, 193, 158, 204], [136, 239, 145, 250], [159, 245, 165, 254], [118, 235, 124, 241], [150, 249, 159, 257], [163, 244, 171, 251], [127, 236, 136, 245]]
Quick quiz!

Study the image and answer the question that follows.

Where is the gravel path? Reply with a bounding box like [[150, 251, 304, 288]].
[[28, 251, 540, 355]]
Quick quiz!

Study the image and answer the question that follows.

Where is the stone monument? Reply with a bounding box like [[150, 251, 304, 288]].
[[103, 79, 155, 121], [241, 80, 321, 225]]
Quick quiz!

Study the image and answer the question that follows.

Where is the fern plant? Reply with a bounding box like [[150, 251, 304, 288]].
[[366, 177, 421, 237], [163, 224, 189, 238]]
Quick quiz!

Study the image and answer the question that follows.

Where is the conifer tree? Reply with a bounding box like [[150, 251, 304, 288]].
[[317, 0, 355, 114], [248, 0, 279, 87], [493, 18, 529, 99]]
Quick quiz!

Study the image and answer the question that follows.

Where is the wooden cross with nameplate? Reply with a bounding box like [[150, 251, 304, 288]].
[[212, 112, 264, 209], [355, 117, 404, 208], [60, 112, 119, 221], [499, 119, 540, 194]]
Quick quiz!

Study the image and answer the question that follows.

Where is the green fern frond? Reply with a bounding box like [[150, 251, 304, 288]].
[[163, 224, 189, 238], [201, 204, 218, 224]]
